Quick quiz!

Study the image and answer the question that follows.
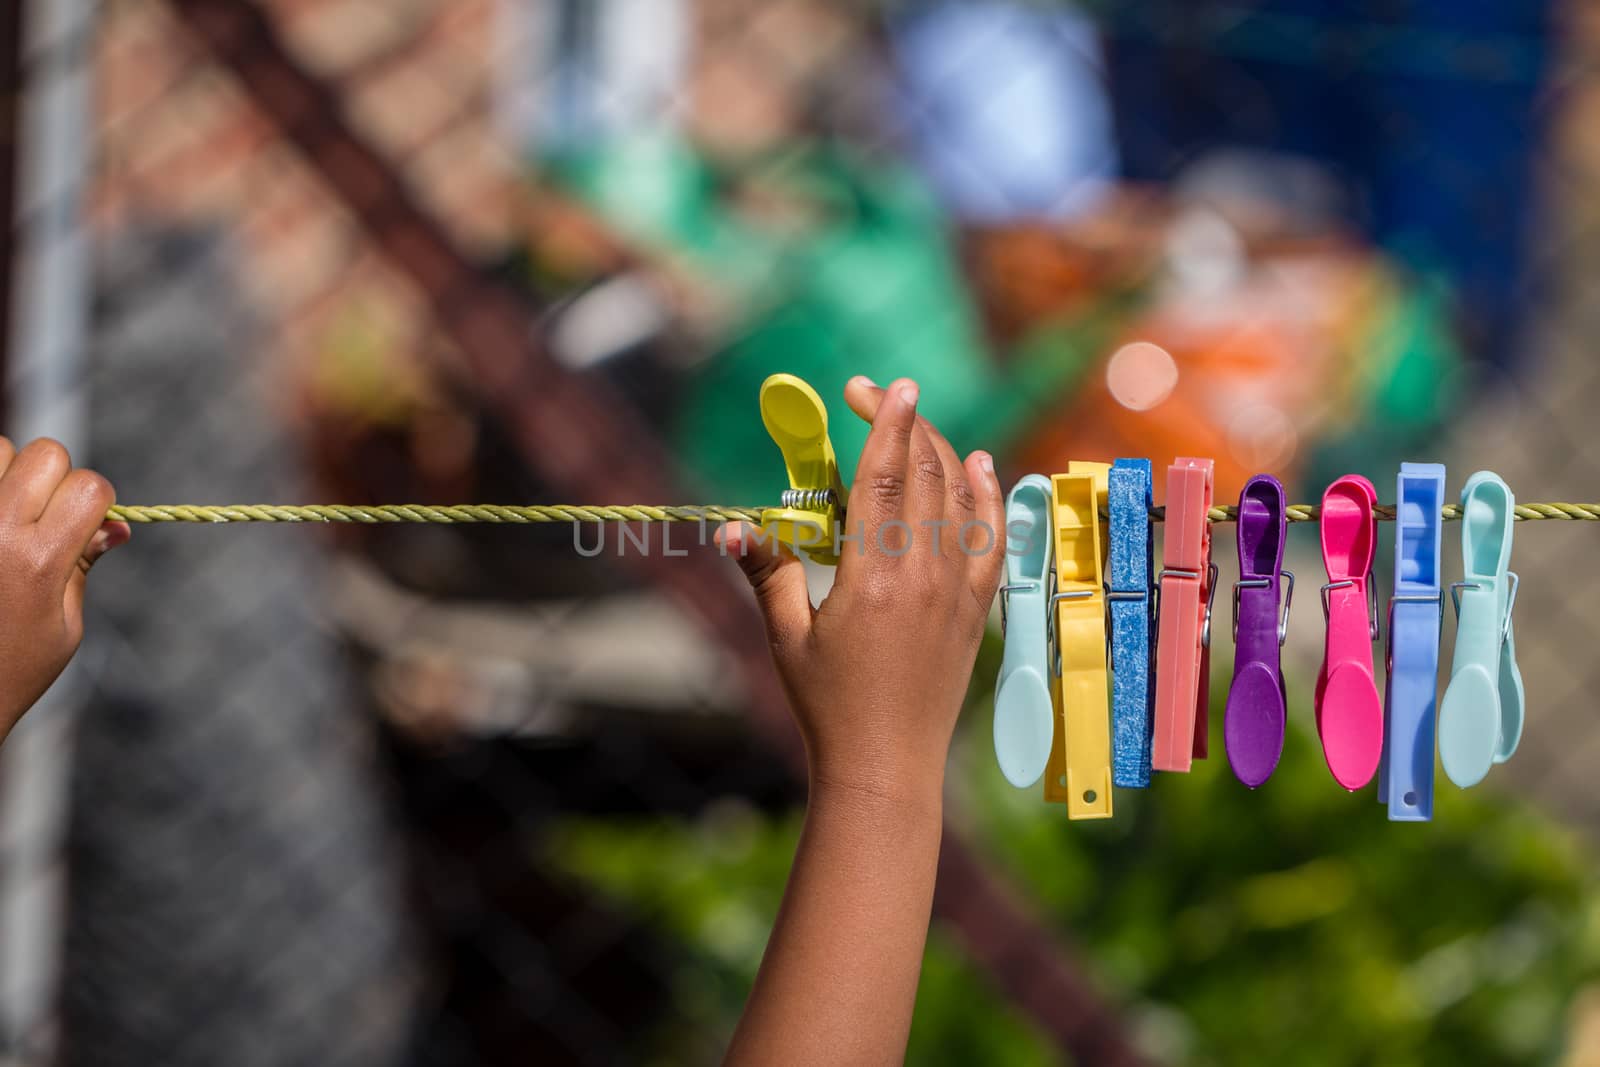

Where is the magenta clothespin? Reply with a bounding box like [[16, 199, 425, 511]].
[[1224, 475, 1294, 787], [1316, 474, 1384, 790]]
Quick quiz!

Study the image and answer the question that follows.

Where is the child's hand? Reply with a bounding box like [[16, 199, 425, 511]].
[[722, 378, 1005, 1065], [722, 377, 1005, 806], [0, 438, 130, 746]]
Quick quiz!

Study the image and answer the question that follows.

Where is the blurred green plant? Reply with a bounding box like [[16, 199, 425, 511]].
[[546, 629, 1599, 1066]]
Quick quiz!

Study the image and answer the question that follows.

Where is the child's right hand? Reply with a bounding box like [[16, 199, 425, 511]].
[[721, 377, 1005, 807], [0, 437, 129, 746]]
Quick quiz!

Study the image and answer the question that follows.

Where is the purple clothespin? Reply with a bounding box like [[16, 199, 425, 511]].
[[1224, 475, 1295, 787]]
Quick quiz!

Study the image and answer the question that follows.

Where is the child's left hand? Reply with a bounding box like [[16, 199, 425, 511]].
[[0, 437, 130, 745]]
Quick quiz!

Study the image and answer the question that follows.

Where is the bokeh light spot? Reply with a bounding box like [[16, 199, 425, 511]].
[[1227, 405, 1299, 470], [1106, 342, 1179, 411]]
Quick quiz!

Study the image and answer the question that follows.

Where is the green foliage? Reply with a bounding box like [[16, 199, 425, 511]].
[[956, 631, 1599, 1066], [547, 631, 1598, 1066], [544, 802, 1059, 1064]]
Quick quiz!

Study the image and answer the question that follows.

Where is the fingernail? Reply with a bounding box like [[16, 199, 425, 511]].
[[899, 381, 919, 407], [851, 375, 878, 389], [716, 522, 751, 552], [978, 452, 995, 475]]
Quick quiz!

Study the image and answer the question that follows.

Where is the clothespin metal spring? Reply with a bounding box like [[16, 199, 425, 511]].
[[1320, 571, 1380, 639], [1233, 572, 1295, 645], [1450, 572, 1519, 644]]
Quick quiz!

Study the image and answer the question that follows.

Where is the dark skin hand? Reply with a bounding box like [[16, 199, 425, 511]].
[[0, 437, 130, 747], [721, 377, 1005, 1066]]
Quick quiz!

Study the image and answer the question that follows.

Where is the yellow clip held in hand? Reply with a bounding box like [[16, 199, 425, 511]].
[[759, 374, 846, 565], [1044, 462, 1113, 819]]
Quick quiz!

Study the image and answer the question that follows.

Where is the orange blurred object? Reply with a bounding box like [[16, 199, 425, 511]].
[[1014, 246, 1386, 503]]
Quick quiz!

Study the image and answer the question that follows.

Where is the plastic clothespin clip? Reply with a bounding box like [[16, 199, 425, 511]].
[[993, 475, 1055, 788], [1315, 475, 1384, 790], [1439, 472, 1524, 788], [1152, 457, 1215, 773], [1042, 462, 1112, 818], [759, 374, 846, 565], [1379, 463, 1446, 821], [1224, 475, 1294, 788], [1108, 459, 1156, 789]]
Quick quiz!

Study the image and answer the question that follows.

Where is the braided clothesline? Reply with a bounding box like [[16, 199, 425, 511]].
[[102, 502, 1600, 525], [105, 504, 767, 525]]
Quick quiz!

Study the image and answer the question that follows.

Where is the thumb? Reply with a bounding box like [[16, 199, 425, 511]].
[[718, 523, 813, 657], [64, 521, 131, 626]]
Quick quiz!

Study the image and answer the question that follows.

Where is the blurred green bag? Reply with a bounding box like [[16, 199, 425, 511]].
[[547, 136, 995, 504]]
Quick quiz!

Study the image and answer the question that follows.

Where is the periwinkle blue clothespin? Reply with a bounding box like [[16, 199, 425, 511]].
[[993, 475, 1055, 788], [1380, 463, 1445, 821], [1108, 459, 1155, 788], [1224, 475, 1293, 788], [1439, 471, 1524, 788]]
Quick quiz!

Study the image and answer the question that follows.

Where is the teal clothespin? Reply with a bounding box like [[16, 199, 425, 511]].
[[994, 475, 1055, 788], [1438, 472, 1523, 788]]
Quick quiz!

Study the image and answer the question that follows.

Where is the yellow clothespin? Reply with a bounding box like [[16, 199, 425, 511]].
[[1044, 461, 1113, 819], [759, 374, 846, 565]]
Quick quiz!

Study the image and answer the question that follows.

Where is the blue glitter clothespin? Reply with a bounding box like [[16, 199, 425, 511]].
[[1108, 459, 1155, 788]]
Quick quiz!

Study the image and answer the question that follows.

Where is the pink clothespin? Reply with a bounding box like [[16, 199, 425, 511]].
[[1152, 458, 1215, 772], [1316, 474, 1384, 790]]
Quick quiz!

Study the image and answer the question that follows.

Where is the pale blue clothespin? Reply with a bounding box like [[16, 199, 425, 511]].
[[1380, 463, 1445, 821], [994, 475, 1055, 788], [1438, 471, 1524, 788], [1108, 459, 1155, 788]]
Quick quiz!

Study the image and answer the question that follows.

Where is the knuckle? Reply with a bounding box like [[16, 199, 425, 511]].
[[72, 469, 114, 507], [742, 553, 786, 596], [26, 437, 70, 467], [867, 473, 905, 506], [949, 478, 978, 513], [912, 452, 944, 489]]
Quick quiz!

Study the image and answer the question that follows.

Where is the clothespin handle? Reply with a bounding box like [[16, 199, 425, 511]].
[[1152, 457, 1214, 773], [1045, 462, 1113, 819], [1316, 474, 1384, 791], [1108, 459, 1155, 789], [1439, 471, 1521, 788], [1224, 474, 1291, 788], [1381, 462, 1446, 821], [759, 375, 846, 565], [994, 475, 1056, 789]]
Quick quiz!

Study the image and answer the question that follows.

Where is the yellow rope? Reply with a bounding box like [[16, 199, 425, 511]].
[[106, 504, 766, 525], [102, 502, 1600, 525]]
